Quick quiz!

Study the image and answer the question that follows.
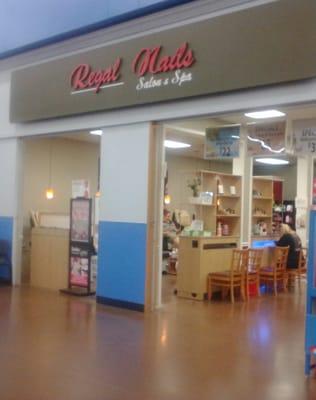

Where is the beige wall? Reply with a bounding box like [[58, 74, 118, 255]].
[[165, 153, 232, 214], [22, 137, 99, 227]]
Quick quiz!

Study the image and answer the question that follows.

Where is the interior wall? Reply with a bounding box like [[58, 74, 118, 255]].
[[165, 153, 232, 214], [23, 137, 99, 227], [253, 164, 297, 200]]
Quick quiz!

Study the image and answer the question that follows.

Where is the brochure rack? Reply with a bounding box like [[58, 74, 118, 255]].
[[60, 198, 95, 296]]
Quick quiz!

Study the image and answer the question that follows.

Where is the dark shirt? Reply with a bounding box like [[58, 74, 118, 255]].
[[276, 233, 302, 268]]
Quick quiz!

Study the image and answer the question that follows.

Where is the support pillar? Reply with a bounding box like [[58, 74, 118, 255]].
[[233, 126, 253, 246], [96, 122, 156, 312], [296, 155, 313, 247]]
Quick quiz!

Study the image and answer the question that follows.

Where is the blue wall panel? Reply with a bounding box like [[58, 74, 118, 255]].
[[0, 217, 13, 280], [97, 221, 147, 309]]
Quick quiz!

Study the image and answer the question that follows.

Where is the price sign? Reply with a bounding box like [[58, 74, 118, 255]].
[[293, 119, 316, 154], [205, 126, 240, 159]]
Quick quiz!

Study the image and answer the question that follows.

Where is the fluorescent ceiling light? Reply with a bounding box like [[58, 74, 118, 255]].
[[245, 110, 285, 119], [164, 140, 191, 149], [255, 158, 289, 165], [90, 129, 103, 136]]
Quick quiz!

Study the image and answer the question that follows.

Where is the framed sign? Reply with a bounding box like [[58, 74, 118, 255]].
[[61, 198, 95, 295], [293, 119, 316, 154], [70, 246, 89, 287], [205, 126, 240, 159], [70, 198, 92, 243], [247, 121, 286, 156]]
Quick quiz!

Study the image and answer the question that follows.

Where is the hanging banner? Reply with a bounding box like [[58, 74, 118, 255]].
[[293, 119, 316, 154], [204, 126, 240, 158], [247, 121, 286, 156]]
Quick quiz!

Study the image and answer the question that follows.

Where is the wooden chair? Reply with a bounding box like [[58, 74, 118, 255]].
[[259, 246, 289, 295], [286, 247, 307, 292], [207, 249, 248, 304], [245, 248, 263, 300]]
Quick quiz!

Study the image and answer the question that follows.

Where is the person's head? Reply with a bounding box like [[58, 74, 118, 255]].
[[280, 223, 292, 235], [163, 209, 171, 222]]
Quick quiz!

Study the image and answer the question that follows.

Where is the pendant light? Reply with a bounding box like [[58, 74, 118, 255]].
[[164, 194, 171, 205], [45, 140, 54, 200]]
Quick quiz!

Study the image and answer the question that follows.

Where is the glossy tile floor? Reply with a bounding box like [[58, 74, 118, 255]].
[[0, 277, 316, 400]]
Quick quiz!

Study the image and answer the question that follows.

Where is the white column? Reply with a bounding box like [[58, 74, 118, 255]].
[[296, 155, 313, 247], [96, 122, 153, 311], [233, 126, 253, 246]]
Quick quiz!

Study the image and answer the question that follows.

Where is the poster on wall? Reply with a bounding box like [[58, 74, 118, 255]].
[[71, 199, 91, 243], [247, 121, 286, 156], [293, 119, 316, 154], [70, 246, 89, 287], [204, 126, 240, 158], [72, 179, 90, 199]]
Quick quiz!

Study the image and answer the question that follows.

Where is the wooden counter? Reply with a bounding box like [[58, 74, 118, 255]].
[[177, 236, 240, 301], [30, 227, 69, 291]]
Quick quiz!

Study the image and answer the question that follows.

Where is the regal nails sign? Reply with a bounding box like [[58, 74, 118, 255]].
[[70, 43, 195, 95], [10, 0, 316, 122]]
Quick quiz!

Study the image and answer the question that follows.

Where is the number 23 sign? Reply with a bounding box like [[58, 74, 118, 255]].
[[293, 119, 316, 154]]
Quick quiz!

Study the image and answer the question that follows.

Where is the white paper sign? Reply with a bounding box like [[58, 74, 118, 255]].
[[72, 180, 90, 199], [293, 119, 316, 154], [247, 121, 286, 156]]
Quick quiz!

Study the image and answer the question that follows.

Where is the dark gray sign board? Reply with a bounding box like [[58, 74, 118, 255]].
[[10, 0, 316, 123]]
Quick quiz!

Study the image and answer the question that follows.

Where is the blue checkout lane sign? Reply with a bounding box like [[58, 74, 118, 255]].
[[204, 126, 240, 158]]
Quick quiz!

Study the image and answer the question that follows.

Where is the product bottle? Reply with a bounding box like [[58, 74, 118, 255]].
[[217, 221, 222, 236]]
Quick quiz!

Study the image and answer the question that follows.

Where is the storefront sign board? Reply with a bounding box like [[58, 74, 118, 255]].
[[10, 0, 316, 122], [204, 126, 240, 158]]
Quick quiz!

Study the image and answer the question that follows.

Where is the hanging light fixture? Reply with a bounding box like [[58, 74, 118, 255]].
[[164, 194, 171, 205], [45, 140, 54, 200]]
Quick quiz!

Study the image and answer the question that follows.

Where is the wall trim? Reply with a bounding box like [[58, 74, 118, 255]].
[[96, 296, 144, 312]]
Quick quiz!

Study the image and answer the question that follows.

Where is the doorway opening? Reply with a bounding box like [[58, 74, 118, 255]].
[[20, 131, 101, 294]]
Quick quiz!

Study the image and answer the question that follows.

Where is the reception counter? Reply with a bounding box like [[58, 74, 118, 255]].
[[30, 227, 69, 291], [177, 236, 240, 301]]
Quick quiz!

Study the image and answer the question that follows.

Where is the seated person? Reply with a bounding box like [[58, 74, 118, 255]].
[[163, 209, 180, 249], [275, 223, 302, 269]]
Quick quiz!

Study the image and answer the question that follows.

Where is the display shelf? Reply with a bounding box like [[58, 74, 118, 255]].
[[217, 194, 240, 198], [252, 177, 274, 236], [189, 199, 215, 206], [253, 196, 273, 200], [187, 170, 242, 237], [217, 214, 240, 218]]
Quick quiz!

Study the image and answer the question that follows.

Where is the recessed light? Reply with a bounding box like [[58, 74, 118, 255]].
[[255, 158, 289, 165], [245, 110, 285, 119], [164, 140, 191, 149], [90, 129, 103, 136]]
